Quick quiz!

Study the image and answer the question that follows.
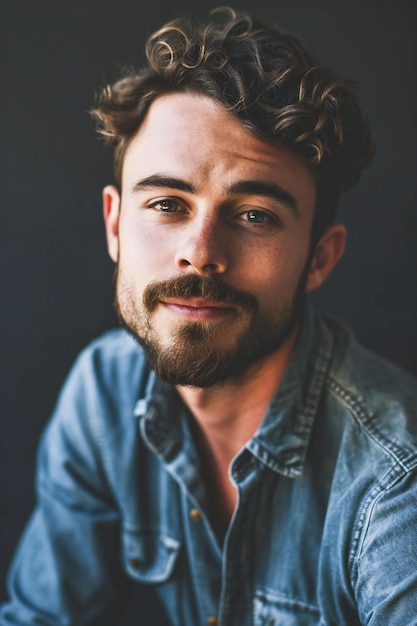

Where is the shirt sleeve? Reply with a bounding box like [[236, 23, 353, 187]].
[[0, 348, 131, 625], [354, 469, 417, 625]]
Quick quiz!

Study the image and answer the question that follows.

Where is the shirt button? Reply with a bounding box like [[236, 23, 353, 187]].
[[207, 618, 217, 626], [189, 508, 201, 521]]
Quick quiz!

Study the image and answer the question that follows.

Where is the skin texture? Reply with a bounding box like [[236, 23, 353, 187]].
[[103, 92, 346, 529]]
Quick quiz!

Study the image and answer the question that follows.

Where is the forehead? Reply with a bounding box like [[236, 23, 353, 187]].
[[122, 93, 316, 208]]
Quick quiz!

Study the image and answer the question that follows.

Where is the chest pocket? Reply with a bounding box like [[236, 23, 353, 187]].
[[122, 527, 181, 583], [254, 589, 321, 626]]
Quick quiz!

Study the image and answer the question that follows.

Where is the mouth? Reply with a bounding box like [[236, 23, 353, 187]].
[[160, 298, 235, 321]]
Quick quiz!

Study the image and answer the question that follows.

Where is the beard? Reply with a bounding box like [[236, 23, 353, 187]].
[[114, 269, 306, 389]]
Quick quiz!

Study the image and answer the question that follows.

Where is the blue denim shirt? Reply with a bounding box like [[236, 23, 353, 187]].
[[2, 306, 417, 625]]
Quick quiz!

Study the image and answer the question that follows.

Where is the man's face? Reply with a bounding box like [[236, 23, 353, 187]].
[[104, 93, 337, 388]]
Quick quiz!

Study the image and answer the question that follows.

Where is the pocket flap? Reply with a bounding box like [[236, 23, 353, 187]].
[[254, 589, 320, 626], [122, 528, 181, 583]]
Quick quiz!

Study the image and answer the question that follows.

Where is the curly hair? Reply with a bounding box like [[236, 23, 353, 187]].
[[91, 7, 375, 241]]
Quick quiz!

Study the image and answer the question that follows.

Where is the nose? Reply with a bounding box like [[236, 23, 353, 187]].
[[174, 215, 228, 275]]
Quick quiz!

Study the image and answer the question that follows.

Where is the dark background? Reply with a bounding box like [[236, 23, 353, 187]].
[[1, 0, 416, 619]]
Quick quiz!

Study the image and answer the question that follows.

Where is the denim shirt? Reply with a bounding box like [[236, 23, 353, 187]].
[[2, 306, 417, 625]]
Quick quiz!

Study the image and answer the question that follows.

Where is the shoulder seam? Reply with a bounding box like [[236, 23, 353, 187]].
[[327, 375, 417, 472]]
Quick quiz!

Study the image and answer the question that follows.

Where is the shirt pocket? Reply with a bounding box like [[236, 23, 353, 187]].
[[254, 588, 321, 626], [122, 527, 181, 583]]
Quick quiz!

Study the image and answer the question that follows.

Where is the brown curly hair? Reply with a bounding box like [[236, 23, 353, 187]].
[[91, 7, 375, 241]]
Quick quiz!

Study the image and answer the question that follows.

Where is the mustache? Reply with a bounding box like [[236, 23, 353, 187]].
[[142, 274, 258, 314]]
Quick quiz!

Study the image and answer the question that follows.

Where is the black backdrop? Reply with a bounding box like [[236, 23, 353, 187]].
[[1, 0, 416, 618]]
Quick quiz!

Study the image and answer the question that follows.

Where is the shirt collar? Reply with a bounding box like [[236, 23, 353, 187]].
[[247, 304, 333, 478], [137, 303, 333, 479]]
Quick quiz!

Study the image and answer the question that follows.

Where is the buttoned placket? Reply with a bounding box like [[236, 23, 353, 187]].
[[174, 446, 264, 626], [216, 450, 262, 626], [137, 389, 224, 625], [135, 380, 303, 626]]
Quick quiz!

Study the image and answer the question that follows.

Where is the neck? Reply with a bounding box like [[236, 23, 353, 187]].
[[176, 327, 298, 540]]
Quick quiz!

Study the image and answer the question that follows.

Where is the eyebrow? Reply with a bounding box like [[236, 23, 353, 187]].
[[131, 174, 299, 216], [131, 175, 196, 194], [225, 180, 299, 216]]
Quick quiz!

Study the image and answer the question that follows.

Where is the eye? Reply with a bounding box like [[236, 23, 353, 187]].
[[246, 209, 265, 223], [244, 209, 270, 224], [150, 199, 180, 212]]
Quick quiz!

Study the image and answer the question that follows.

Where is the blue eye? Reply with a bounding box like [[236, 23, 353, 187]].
[[246, 209, 267, 223]]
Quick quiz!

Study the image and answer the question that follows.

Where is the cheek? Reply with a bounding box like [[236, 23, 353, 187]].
[[240, 237, 311, 300], [118, 221, 175, 283]]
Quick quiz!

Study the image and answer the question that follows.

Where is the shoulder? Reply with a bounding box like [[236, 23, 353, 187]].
[[313, 314, 417, 609], [324, 313, 417, 397], [77, 327, 145, 369], [40, 329, 151, 486], [70, 328, 149, 393], [320, 312, 417, 469], [50, 328, 151, 439]]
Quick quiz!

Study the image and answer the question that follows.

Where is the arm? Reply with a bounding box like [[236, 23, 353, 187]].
[[1, 350, 131, 625], [354, 470, 417, 625]]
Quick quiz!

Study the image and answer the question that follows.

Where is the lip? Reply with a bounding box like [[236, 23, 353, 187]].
[[160, 298, 234, 321]]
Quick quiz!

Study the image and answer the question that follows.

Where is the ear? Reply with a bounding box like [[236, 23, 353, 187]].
[[305, 224, 347, 293], [103, 185, 120, 262]]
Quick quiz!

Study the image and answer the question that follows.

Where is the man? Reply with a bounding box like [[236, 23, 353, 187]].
[[1, 7, 416, 625]]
